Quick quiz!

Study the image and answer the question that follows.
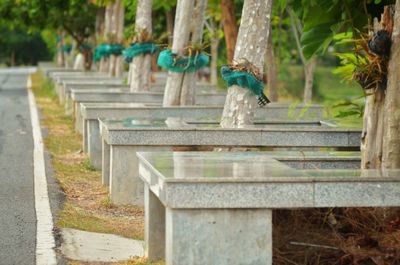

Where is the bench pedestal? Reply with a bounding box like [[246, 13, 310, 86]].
[[145, 185, 273, 265]]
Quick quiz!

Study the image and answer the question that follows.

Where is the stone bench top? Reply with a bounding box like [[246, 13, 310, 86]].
[[70, 90, 227, 104], [81, 103, 323, 120], [100, 117, 361, 147], [137, 151, 400, 208]]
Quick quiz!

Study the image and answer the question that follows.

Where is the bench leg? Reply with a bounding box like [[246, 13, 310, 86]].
[[145, 185, 165, 261], [165, 208, 272, 265], [87, 120, 102, 170], [109, 145, 170, 205], [109, 145, 145, 205], [101, 139, 110, 186]]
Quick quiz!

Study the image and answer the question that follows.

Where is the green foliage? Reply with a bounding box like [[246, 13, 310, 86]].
[[288, 0, 395, 59], [0, 26, 51, 65], [333, 99, 365, 118]]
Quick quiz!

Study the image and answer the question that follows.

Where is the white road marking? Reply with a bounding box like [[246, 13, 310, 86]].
[[27, 75, 57, 265]]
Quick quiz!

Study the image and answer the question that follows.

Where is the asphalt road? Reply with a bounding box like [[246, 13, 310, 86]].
[[0, 69, 36, 264]]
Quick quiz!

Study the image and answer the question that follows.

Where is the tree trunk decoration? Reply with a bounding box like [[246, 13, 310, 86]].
[[221, 0, 238, 63], [162, 0, 208, 107], [129, 0, 153, 92], [220, 0, 273, 128], [362, 4, 400, 169]]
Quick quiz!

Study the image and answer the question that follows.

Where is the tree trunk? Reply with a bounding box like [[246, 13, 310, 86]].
[[100, 5, 112, 73], [382, 1, 400, 169], [130, 0, 153, 92], [108, 0, 125, 77], [166, 8, 175, 45], [180, 0, 207, 105], [210, 36, 219, 86], [362, 5, 400, 169], [266, 23, 278, 102], [95, 7, 106, 43], [220, 0, 273, 128], [220, 0, 238, 63], [361, 89, 385, 169], [56, 31, 65, 67], [162, 0, 207, 107], [303, 57, 317, 103], [10, 51, 16, 66]]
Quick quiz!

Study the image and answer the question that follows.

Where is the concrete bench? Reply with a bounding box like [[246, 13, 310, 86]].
[[100, 117, 361, 205], [82, 103, 323, 167], [137, 151, 399, 264], [70, 90, 228, 130], [61, 82, 219, 110]]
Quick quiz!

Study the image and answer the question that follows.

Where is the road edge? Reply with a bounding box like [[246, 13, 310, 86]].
[[27, 75, 57, 265]]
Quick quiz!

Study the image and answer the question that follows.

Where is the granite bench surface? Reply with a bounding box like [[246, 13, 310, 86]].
[[138, 151, 400, 208], [81, 103, 323, 120], [100, 117, 361, 147]]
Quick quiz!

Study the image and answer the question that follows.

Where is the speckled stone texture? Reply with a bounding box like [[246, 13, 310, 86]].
[[82, 103, 323, 165], [100, 119, 361, 205], [68, 90, 227, 120], [165, 208, 272, 265]]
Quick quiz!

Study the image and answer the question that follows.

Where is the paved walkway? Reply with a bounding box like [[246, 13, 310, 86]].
[[0, 68, 38, 264]]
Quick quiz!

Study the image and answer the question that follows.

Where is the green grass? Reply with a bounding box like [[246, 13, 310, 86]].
[[276, 65, 364, 127]]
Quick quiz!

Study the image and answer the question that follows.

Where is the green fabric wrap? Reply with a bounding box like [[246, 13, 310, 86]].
[[94, 44, 124, 62], [220, 66, 265, 96], [62, 44, 72, 53], [123, 43, 159, 63], [157, 49, 209, 72]]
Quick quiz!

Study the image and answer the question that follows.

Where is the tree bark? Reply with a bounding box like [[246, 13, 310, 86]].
[[180, 0, 208, 105], [265, 23, 278, 102], [166, 8, 175, 45], [220, 0, 273, 128], [288, 7, 317, 103], [382, 2, 400, 169], [95, 7, 106, 43], [303, 57, 317, 103], [100, 5, 112, 73], [362, 5, 400, 169], [129, 0, 153, 92], [210, 36, 219, 86], [162, 0, 207, 107], [108, 0, 125, 77], [56, 31, 65, 67], [220, 0, 238, 63]]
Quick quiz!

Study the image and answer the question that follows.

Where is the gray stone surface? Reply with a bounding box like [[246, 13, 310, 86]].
[[138, 151, 400, 209], [144, 187, 165, 261], [101, 118, 361, 205], [101, 118, 361, 147], [139, 151, 400, 265], [109, 145, 170, 205], [59, 228, 144, 262], [82, 104, 324, 165], [165, 207, 272, 265]]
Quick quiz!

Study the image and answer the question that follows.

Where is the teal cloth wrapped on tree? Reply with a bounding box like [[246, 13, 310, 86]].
[[62, 44, 72, 53], [123, 43, 159, 63], [221, 65, 270, 106], [157, 49, 209, 72], [108, 44, 124, 56], [94, 44, 109, 62], [94, 44, 124, 62]]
